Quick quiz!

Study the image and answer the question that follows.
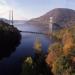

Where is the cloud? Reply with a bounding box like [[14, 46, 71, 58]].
[[0, 0, 26, 20], [0, 0, 10, 19], [0, 0, 7, 5], [1, 0, 75, 20], [0, 0, 50, 20]]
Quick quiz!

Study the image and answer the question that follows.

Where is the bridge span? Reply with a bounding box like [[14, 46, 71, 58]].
[[19, 31, 51, 35]]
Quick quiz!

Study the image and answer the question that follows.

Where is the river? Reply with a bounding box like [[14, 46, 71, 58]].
[[0, 22, 52, 75]]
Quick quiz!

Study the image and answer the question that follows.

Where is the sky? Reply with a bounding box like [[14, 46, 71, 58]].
[[0, 0, 75, 20]]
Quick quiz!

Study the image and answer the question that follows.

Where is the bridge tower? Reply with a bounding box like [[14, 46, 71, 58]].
[[11, 10, 13, 25], [9, 10, 11, 25], [9, 9, 13, 25], [49, 17, 53, 34]]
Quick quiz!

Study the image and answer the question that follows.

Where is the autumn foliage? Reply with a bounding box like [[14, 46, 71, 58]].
[[46, 26, 75, 75], [63, 30, 74, 55]]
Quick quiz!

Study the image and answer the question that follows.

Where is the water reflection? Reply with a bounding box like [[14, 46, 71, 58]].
[[0, 31, 21, 60]]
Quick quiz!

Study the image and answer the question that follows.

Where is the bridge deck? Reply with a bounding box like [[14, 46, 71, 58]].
[[19, 31, 48, 35]]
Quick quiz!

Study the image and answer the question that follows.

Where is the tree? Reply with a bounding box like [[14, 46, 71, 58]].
[[46, 42, 63, 66], [62, 29, 74, 56], [52, 55, 71, 75]]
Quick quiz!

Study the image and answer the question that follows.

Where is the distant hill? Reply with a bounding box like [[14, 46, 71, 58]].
[[0, 18, 9, 24], [27, 8, 75, 29], [12, 20, 26, 25], [0, 18, 26, 25]]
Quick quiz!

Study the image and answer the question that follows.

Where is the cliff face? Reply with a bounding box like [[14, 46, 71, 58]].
[[27, 8, 75, 29]]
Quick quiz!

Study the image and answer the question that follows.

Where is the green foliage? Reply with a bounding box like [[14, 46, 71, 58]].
[[0, 21, 18, 32], [52, 29, 66, 42], [21, 57, 33, 75], [25, 57, 33, 64], [21, 54, 53, 75], [48, 42, 63, 52]]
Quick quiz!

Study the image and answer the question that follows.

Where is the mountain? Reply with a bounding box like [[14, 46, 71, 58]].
[[27, 8, 75, 30]]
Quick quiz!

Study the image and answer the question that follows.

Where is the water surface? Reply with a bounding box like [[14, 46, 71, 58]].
[[0, 22, 52, 75]]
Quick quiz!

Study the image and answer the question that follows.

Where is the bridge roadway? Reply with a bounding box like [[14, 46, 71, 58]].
[[19, 30, 49, 35]]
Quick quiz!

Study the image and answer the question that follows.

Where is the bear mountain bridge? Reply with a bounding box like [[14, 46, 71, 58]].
[[19, 17, 53, 36]]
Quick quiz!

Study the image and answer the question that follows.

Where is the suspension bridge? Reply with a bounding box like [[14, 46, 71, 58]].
[[8, 10, 53, 35], [9, 10, 53, 35], [19, 17, 53, 35], [19, 30, 52, 35]]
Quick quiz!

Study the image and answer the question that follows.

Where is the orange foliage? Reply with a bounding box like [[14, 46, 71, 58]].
[[45, 52, 56, 66], [63, 30, 74, 55], [71, 56, 75, 62], [46, 43, 63, 67]]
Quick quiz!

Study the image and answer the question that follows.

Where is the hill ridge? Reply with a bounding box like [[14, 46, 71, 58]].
[[27, 8, 75, 29]]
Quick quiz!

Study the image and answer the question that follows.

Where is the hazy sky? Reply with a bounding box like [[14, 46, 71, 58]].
[[0, 0, 75, 20]]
